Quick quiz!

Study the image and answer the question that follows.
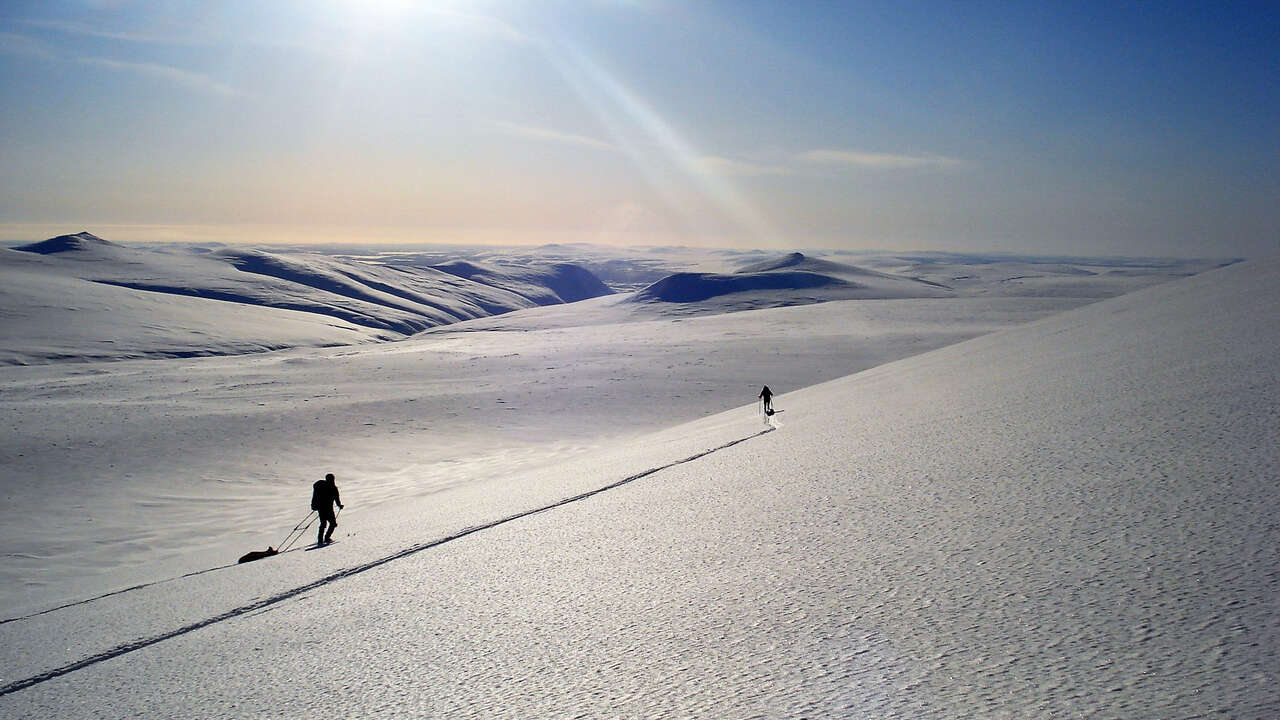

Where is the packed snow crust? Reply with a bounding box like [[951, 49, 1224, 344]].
[[0, 258, 1275, 718]]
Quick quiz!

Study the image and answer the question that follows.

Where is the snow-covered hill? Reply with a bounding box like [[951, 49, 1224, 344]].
[[629, 251, 951, 310], [735, 250, 944, 286], [1, 233, 615, 364], [1, 241, 392, 363], [431, 259, 614, 304], [0, 259, 1274, 718], [13, 231, 117, 255]]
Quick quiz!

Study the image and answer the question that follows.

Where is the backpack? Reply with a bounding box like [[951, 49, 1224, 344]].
[[310, 480, 327, 511]]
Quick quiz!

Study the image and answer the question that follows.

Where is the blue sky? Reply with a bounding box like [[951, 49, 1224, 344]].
[[1, 0, 1276, 256]]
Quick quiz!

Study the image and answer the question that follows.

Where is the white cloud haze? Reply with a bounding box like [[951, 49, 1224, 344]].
[[800, 149, 964, 170]]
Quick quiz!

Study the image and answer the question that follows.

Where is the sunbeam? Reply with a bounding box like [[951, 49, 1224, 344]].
[[544, 34, 782, 246]]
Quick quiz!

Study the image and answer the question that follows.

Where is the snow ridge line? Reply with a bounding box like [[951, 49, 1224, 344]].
[[0, 425, 775, 697]]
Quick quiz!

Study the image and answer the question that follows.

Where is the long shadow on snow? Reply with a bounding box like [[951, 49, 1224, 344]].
[[91, 280, 420, 334]]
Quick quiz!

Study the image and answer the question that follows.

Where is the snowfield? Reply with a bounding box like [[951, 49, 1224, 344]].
[[0, 243, 1273, 717]]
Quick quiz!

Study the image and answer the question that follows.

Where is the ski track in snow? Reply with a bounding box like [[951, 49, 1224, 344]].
[[0, 561, 241, 627], [0, 426, 774, 697], [0, 292, 1088, 616], [0, 247, 1267, 717], [0, 259, 1257, 719]]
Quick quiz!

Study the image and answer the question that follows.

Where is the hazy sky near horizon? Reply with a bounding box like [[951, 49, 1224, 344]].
[[1, 1, 1276, 256]]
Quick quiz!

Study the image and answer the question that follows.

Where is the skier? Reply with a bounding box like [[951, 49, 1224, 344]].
[[311, 473, 344, 545], [759, 385, 774, 414]]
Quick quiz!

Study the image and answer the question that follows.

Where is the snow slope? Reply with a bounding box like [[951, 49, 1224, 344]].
[[629, 252, 951, 311], [848, 250, 1232, 298], [0, 246, 386, 363], [1, 233, 614, 364], [0, 246, 1231, 614], [430, 259, 614, 304], [0, 291, 1085, 614], [1, 259, 1274, 717]]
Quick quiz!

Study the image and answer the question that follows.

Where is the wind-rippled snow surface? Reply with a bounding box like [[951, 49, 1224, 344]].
[[1, 260, 1276, 718]]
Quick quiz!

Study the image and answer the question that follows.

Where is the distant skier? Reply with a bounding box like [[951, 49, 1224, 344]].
[[759, 385, 774, 414], [311, 473, 344, 546]]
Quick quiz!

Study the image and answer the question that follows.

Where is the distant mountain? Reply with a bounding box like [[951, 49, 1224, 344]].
[[15, 231, 120, 255], [734, 252, 945, 286], [630, 252, 951, 308], [734, 251, 848, 274]]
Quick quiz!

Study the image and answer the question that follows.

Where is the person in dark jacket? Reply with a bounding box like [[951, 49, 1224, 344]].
[[759, 385, 775, 414], [311, 473, 344, 545]]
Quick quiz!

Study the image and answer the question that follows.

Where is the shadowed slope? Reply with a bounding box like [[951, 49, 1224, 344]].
[[632, 270, 844, 303], [1, 233, 615, 363], [630, 252, 950, 308], [432, 260, 614, 304], [14, 232, 119, 255]]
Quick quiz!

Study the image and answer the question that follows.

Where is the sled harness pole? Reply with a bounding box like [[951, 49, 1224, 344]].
[[278, 510, 317, 553]]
